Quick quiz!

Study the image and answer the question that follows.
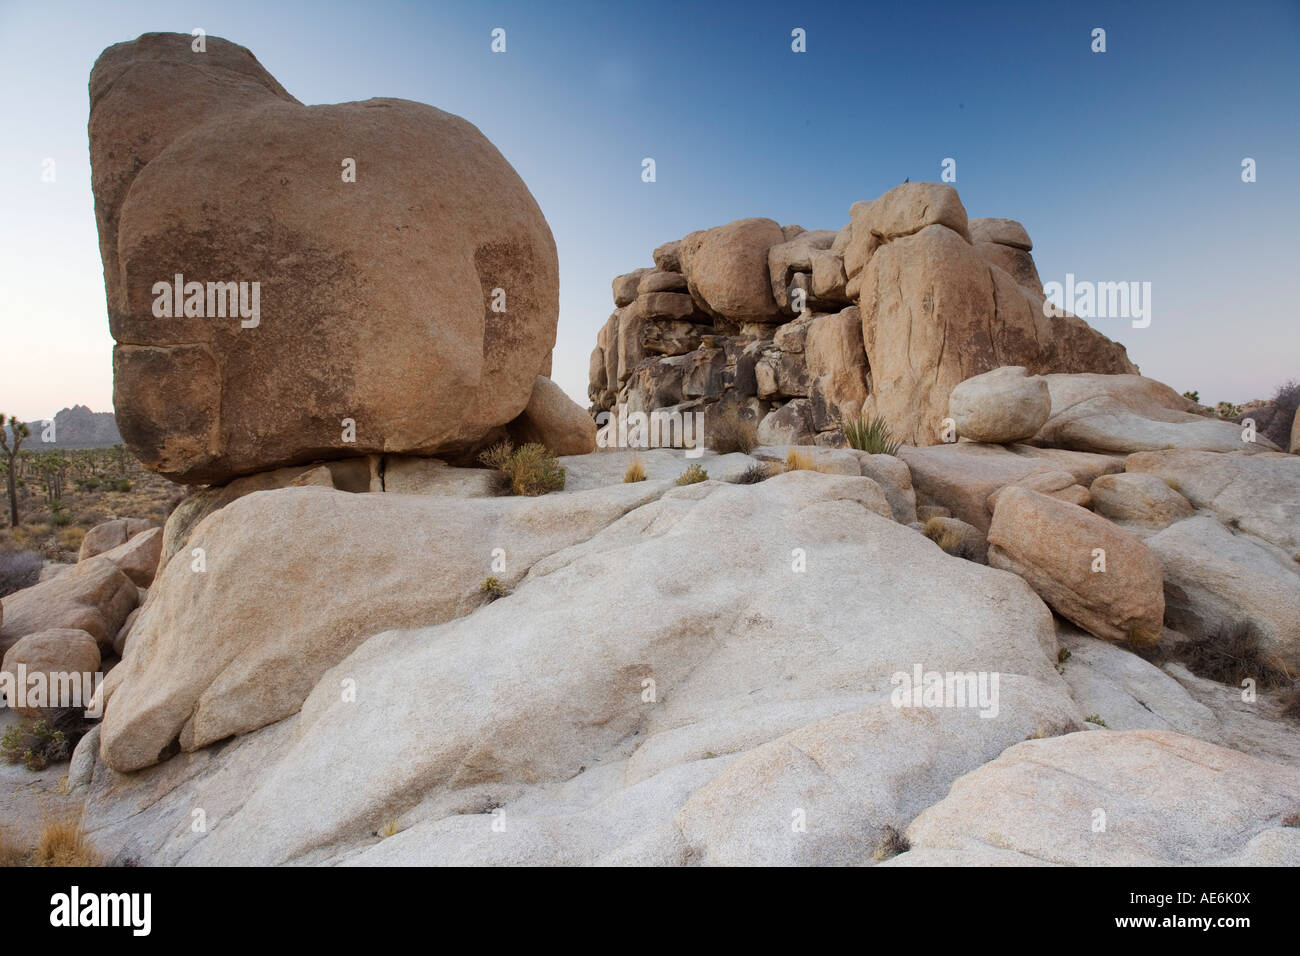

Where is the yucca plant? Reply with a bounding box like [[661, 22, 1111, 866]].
[[841, 413, 901, 456]]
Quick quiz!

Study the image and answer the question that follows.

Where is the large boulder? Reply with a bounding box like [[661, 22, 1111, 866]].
[[899, 730, 1300, 866], [84, 470, 1080, 865], [678, 218, 786, 324], [987, 487, 1165, 644], [507, 376, 597, 456], [1146, 517, 1300, 671], [98, 482, 668, 772], [91, 33, 558, 483], [94, 528, 163, 588], [78, 518, 157, 562], [1125, 449, 1300, 553], [948, 366, 1051, 444], [1032, 373, 1272, 454], [0, 557, 137, 656], [1, 629, 101, 716], [1088, 472, 1194, 530], [899, 442, 1121, 532]]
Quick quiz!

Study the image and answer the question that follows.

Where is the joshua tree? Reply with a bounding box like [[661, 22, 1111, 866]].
[[1, 413, 31, 527]]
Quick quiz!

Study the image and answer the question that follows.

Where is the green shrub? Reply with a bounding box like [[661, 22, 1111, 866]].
[[1084, 714, 1109, 728], [480, 576, 511, 602], [1, 718, 72, 771], [1181, 390, 1199, 403], [841, 413, 901, 456], [675, 463, 708, 486], [478, 441, 565, 496]]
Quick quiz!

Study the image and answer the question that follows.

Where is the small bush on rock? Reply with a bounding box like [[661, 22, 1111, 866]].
[[480, 576, 511, 603], [733, 463, 772, 484], [623, 458, 646, 483], [784, 450, 816, 472], [842, 413, 901, 456], [676, 464, 708, 486], [479, 441, 565, 496]]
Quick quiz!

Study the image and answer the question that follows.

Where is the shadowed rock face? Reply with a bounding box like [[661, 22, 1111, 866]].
[[90, 33, 558, 484]]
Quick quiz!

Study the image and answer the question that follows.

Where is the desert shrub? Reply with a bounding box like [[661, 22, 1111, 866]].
[[0, 712, 92, 771], [49, 503, 71, 527], [623, 458, 646, 483], [1263, 379, 1299, 448], [922, 517, 981, 561], [1181, 390, 1200, 403], [110, 478, 132, 493], [872, 825, 910, 862], [675, 464, 708, 486], [0, 548, 42, 597], [478, 441, 565, 496], [55, 526, 85, 551], [1277, 685, 1300, 723], [76, 477, 101, 492], [32, 817, 100, 867], [842, 413, 901, 456], [1173, 622, 1291, 689], [733, 463, 772, 484], [480, 576, 510, 603], [1084, 714, 1109, 728], [706, 403, 758, 454]]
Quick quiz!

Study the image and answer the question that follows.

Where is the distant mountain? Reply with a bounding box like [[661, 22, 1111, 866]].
[[4, 405, 122, 449]]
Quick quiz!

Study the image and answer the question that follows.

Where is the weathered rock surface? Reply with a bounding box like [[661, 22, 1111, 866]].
[[1, 629, 101, 716], [98, 481, 668, 772], [900, 730, 1300, 865], [899, 442, 1121, 532], [92, 33, 558, 483], [83, 469, 1080, 865], [78, 518, 157, 562], [1088, 472, 1194, 529], [1125, 449, 1300, 553], [1147, 516, 1300, 670], [679, 218, 786, 323], [948, 366, 1051, 444], [987, 488, 1164, 644], [94, 528, 163, 588], [0, 558, 138, 655], [1032, 373, 1273, 454], [507, 376, 597, 456]]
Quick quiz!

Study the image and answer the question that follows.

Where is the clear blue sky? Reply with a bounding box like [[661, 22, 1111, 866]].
[[1, 0, 1296, 422]]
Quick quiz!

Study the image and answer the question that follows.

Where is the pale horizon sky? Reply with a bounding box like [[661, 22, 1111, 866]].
[[1, 0, 1297, 424]]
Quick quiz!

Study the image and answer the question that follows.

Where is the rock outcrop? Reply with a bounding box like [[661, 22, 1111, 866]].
[[588, 183, 1136, 449], [91, 33, 561, 483]]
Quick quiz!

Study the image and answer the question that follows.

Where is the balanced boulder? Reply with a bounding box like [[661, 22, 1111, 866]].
[[91, 33, 558, 483], [949, 366, 1051, 444]]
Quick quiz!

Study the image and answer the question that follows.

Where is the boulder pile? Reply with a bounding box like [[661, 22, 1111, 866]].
[[588, 182, 1137, 446], [12, 32, 1293, 868]]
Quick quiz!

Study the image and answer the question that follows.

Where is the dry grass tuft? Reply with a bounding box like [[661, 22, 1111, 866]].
[[32, 817, 100, 867], [706, 403, 758, 454], [784, 450, 816, 472], [675, 464, 709, 486], [623, 458, 647, 483]]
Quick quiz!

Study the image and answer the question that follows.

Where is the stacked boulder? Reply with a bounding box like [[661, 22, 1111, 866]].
[[589, 183, 1137, 446], [89, 32, 591, 485]]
